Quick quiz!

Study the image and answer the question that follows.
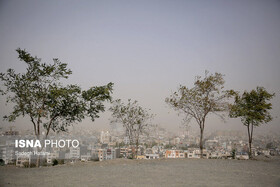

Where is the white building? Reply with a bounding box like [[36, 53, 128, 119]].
[[16, 154, 31, 167], [165, 150, 185, 158], [98, 148, 120, 161], [100, 131, 111, 144], [81, 154, 91, 162], [123, 136, 130, 145], [187, 148, 209, 159], [145, 154, 159, 159], [47, 152, 59, 164], [69, 147, 80, 159]]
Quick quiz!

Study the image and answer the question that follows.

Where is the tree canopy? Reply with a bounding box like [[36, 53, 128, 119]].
[[166, 71, 234, 158], [109, 99, 154, 158], [229, 87, 274, 126], [229, 86, 274, 158], [0, 48, 113, 137]]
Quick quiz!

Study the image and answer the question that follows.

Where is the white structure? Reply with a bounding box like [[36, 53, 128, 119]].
[[173, 137, 180, 145], [16, 154, 31, 167], [145, 154, 159, 159], [123, 136, 130, 145], [100, 131, 111, 144], [47, 152, 59, 164], [69, 147, 80, 159], [205, 140, 219, 149], [81, 154, 91, 162], [236, 152, 249, 160], [98, 148, 120, 161], [98, 149, 106, 161], [187, 148, 209, 159], [165, 150, 185, 158]]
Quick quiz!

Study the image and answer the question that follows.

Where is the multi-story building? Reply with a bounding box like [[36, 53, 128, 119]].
[[145, 154, 159, 159], [165, 150, 185, 158], [47, 152, 59, 164], [100, 131, 111, 144], [187, 148, 209, 159], [69, 147, 80, 159], [16, 154, 31, 167], [98, 148, 120, 161]]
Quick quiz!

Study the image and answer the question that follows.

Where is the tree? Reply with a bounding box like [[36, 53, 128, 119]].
[[229, 87, 274, 159], [0, 48, 113, 165], [231, 148, 236, 159], [109, 99, 154, 159], [166, 71, 234, 158]]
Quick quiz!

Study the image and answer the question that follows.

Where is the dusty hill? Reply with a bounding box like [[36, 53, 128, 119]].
[[1, 157, 280, 186]]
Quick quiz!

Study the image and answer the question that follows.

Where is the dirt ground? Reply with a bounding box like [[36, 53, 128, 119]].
[[1, 157, 280, 187]]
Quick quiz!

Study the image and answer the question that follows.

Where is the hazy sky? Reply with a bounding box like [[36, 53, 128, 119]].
[[0, 0, 279, 134]]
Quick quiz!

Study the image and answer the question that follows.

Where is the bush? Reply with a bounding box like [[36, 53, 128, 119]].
[[30, 163, 36, 168], [52, 159, 58, 166], [58, 159, 64, 165], [23, 162, 29, 168], [0, 159, 4, 166], [42, 159, 48, 166], [231, 149, 236, 159], [91, 158, 99, 162]]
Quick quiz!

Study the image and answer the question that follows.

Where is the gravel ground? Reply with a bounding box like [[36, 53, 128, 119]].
[[1, 157, 280, 187]]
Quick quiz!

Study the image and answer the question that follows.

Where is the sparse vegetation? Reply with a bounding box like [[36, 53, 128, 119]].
[[52, 159, 58, 166], [166, 71, 235, 158]]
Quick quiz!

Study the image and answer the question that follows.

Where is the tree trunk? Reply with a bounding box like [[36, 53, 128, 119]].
[[36, 154, 40, 167], [247, 123, 254, 159], [199, 127, 204, 159], [36, 135, 40, 167], [135, 138, 139, 159]]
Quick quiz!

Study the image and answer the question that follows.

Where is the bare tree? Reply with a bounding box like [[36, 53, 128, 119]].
[[166, 71, 234, 158], [109, 99, 154, 159]]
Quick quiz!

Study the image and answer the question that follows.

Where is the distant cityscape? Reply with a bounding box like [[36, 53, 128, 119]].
[[1, 125, 279, 167]]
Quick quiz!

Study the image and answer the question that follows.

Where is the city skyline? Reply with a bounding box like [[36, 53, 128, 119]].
[[0, 0, 280, 134]]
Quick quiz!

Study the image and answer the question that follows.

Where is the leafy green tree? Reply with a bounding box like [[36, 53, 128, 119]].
[[0, 49, 113, 165], [0, 48, 113, 136], [166, 71, 234, 158], [229, 87, 274, 159], [109, 99, 154, 159], [1, 48, 114, 136], [231, 148, 236, 159]]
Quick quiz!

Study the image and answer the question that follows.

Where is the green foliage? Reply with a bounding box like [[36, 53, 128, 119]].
[[164, 144, 173, 149], [30, 163, 36, 168], [166, 71, 234, 157], [109, 99, 154, 158], [109, 99, 154, 145], [22, 162, 35, 168], [0, 48, 113, 136], [23, 162, 29, 168], [0, 159, 4, 166], [166, 71, 234, 126], [229, 87, 274, 159], [52, 159, 58, 166], [91, 157, 99, 162], [231, 149, 236, 159], [116, 142, 125, 147], [266, 142, 274, 149], [151, 141, 158, 148], [57, 159, 64, 165], [229, 87, 274, 127], [42, 159, 48, 166]]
